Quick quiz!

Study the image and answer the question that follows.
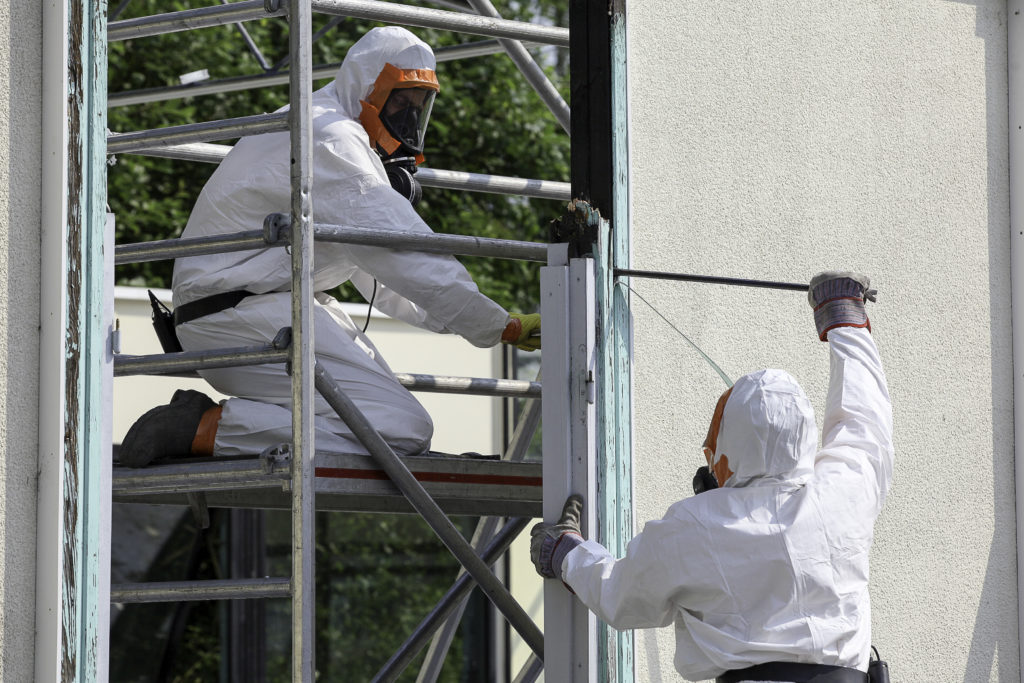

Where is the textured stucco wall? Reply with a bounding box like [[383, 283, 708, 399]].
[[0, 1, 41, 681], [627, 2, 1014, 681]]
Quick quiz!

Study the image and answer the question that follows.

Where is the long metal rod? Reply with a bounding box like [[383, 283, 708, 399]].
[[111, 578, 291, 604], [312, 222, 549, 262], [417, 168, 570, 201], [107, 0, 567, 45], [114, 229, 271, 265], [120, 140, 571, 200], [108, 40, 537, 108], [312, 363, 545, 659], [614, 268, 809, 292], [114, 221, 548, 266], [465, 0, 570, 134], [288, 0, 317, 679], [371, 517, 531, 682], [108, 0, 285, 41], [311, 0, 568, 47], [417, 396, 541, 682], [107, 112, 288, 154], [394, 373, 540, 398], [113, 345, 289, 377]]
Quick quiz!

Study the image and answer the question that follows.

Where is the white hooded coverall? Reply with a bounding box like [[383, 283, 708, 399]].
[[563, 327, 893, 681], [172, 27, 510, 456]]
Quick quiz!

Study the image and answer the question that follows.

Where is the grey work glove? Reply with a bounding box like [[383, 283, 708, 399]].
[[808, 271, 877, 341], [530, 494, 584, 579]]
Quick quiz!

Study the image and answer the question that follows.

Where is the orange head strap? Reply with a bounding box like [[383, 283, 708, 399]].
[[703, 387, 735, 486], [359, 62, 440, 161]]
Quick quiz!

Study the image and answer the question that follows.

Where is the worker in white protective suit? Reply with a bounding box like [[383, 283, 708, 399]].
[[531, 271, 893, 683], [119, 26, 541, 467]]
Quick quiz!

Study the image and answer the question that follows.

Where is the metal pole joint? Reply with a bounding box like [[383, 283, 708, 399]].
[[264, 212, 291, 245], [260, 444, 293, 474], [272, 326, 294, 350]]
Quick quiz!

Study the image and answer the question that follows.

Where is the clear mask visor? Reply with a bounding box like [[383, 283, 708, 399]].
[[381, 87, 436, 154]]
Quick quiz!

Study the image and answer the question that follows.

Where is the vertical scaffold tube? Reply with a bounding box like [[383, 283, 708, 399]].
[[312, 363, 545, 660], [287, 0, 316, 680]]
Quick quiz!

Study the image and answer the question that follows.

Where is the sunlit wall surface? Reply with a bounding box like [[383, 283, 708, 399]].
[[628, 3, 1014, 681]]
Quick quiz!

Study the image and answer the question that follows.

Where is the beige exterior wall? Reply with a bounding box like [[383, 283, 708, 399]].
[[0, 1, 42, 681], [627, 2, 1014, 681]]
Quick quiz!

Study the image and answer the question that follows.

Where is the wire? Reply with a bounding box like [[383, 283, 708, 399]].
[[363, 279, 378, 334], [615, 281, 734, 388]]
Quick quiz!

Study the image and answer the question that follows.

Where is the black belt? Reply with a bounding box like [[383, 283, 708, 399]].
[[173, 290, 255, 326], [717, 662, 868, 683]]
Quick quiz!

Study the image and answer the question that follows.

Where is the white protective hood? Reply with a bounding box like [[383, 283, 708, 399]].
[[332, 26, 437, 120], [716, 368, 818, 489]]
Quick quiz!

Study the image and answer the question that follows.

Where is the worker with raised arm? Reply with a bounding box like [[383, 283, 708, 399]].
[[531, 271, 893, 683], [119, 26, 541, 467]]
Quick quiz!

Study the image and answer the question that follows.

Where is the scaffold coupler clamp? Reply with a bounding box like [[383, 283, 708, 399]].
[[263, 212, 290, 247], [261, 443, 292, 477]]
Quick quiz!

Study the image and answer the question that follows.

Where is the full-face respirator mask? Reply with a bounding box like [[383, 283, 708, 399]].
[[358, 63, 439, 207]]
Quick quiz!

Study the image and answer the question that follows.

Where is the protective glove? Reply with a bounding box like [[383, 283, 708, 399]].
[[530, 494, 584, 579], [808, 271, 877, 341], [502, 312, 541, 352]]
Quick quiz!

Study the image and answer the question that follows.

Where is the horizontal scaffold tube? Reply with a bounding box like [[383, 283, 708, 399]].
[[108, 40, 539, 108], [114, 345, 289, 377], [111, 577, 291, 604], [311, 0, 568, 47], [114, 229, 271, 265], [417, 168, 570, 201], [394, 373, 540, 398], [108, 0, 284, 42], [310, 221, 550, 262], [107, 112, 288, 154], [108, 0, 568, 46], [123, 141, 572, 200]]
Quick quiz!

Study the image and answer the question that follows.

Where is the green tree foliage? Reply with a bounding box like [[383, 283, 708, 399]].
[[108, 0, 569, 312]]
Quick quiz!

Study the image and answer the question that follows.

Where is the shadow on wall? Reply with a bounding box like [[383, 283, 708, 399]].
[[955, 1, 1019, 681]]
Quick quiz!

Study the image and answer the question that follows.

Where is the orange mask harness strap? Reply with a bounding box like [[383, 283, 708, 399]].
[[703, 387, 735, 487], [359, 63, 440, 163]]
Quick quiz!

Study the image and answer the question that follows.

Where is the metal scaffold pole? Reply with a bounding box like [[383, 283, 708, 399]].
[[286, 0, 317, 679]]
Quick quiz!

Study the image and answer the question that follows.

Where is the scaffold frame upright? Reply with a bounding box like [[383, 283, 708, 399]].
[[100, 1, 632, 681]]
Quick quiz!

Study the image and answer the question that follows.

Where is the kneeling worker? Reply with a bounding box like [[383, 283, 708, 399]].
[[532, 271, 893, 683], [118, 27, 540, 467]]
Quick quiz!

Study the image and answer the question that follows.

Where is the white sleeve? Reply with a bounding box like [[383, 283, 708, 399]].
[[815, 327, 895, 513], [350, 269, 467, 334], [562, 516, 695, 630], [313, 138, 510, 347]]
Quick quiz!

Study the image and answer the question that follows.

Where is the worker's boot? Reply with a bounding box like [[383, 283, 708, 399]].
[[119, 389, 221, 467]]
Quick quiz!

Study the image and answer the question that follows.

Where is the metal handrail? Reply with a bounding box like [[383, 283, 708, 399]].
[[114, 217, 550, 265], [108, 40, 540, 108], [108, 0, 568, 47], [111, 578, 291, 604], [107, 112, 288, 154]]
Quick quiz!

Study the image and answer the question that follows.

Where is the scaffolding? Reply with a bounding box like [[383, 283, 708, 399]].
[[106, 1, 626, 681]]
